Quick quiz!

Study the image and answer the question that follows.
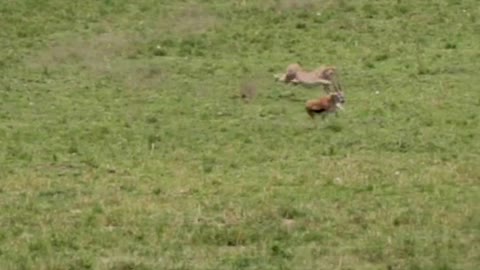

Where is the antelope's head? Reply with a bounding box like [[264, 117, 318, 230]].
[[331, 92, 345, 110]]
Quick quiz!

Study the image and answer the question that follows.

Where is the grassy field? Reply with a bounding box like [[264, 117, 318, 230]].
[[1, 0, 479, 269]]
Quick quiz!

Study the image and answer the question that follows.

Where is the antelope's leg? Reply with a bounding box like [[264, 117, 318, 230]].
[[306, 108, 315, 119], [306, 109, 318, 127]]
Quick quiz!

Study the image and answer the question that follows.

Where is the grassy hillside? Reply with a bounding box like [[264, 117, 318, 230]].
[[1, 0, 479, 269]]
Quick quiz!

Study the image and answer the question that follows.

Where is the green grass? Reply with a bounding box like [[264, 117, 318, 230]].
[[1, 0, 479, 269]]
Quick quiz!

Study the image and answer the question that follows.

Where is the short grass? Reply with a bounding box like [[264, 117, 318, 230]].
[[1, 0, 479, 269]]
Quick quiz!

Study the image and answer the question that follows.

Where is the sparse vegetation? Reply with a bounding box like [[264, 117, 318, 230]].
[[1, 0, 479, 269]]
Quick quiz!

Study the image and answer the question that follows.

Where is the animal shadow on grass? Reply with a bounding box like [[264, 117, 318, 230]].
[[304, 114, 344, 131]]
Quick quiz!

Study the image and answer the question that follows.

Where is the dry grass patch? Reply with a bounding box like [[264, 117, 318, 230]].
[[26, 31, 169, 90], [155, 4, 220, 36], [239, 80, 258, 103], [27, 31, 140, 75], [272, 0, 325, 11], [115, 62, 165, 91]]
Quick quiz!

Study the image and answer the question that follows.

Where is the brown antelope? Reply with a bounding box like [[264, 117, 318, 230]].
[[305, 92, 345, 120], [275, 63, 344, 94]]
